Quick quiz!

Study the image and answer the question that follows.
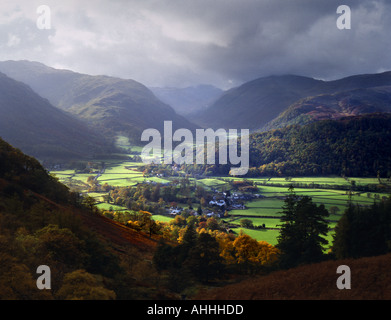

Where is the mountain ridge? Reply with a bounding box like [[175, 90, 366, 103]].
[[264, 85, 391, 131], [0, 71, 113, 160], [193, 71, 391, 131], [0, 60, 198, 143]]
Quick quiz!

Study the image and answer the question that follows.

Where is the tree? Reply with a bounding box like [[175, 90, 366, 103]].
[[276, 187, 330, 269], [184, 233, 223, 283], [329, 206, 340, 215], [240, 219, 254, 229], [82, 196, 96, 212], [233, 233, 261, 272], [206, 217, 219, 231], [56, 269, 116, 300], [153, 240, 175, 272], [151, 184, 161, 202], [181, 223, 198, 250], [332, 199, 391, 259], [35, 224, 87, 269], [231, 233, 279, 274], [331, 204, 354, 259], [0, 252, 53, 300]]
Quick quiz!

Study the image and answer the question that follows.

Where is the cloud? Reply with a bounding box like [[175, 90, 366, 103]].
[[0, 0, 391, 88]]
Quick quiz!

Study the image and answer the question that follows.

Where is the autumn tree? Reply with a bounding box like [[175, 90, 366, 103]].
[[232, 233, 279, 273], [0, 251, 53, 300], [56, 269, 116, 300]]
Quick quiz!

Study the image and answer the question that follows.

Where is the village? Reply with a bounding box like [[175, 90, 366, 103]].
[[167, 188, 264, 218]]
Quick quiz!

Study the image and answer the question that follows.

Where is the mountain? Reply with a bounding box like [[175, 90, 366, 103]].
[[193, 72, 391, 131], [0, 60, 197, 143], [150, 84, 223, 116], [193, 75, 325, 129], [0, 72, 113, 160], [264, 86, 391, 130]]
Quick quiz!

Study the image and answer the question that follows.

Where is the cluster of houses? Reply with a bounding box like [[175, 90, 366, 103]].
[[209, 191, 265, 210], [168, 207, 183, 216], [167, 206, 224, 218], [166, 190, 265, 219]]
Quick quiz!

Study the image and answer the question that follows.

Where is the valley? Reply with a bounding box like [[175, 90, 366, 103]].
[[3, 0, 391, 302], [2, 60, 391, 300], [51, 135, 391, 249]]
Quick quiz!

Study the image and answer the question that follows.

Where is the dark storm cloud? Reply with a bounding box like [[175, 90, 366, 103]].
[[159, 0, 391, 84], [1, 0, 390, 88]]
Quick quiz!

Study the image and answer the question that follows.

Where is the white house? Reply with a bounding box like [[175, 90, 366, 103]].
[[209, 200, 226, 207]]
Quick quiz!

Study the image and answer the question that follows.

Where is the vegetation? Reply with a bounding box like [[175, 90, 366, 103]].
[[248, 114, 391, 177], [276, 187, 330, 269], [194, 253, 391, 300], [0, 138, 123, 299], [332, 198, 391, 259], [159, 114, 391, 179], [265, 86, 391, 131]]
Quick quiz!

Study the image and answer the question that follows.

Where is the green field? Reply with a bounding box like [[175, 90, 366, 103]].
[[152, 214, 174, 223], [231, 227, 280, 246], [221, 177, 389, 246], [96, 203, 127, 211], [231, 217, 281, 229], [197, 178, 230, 191]]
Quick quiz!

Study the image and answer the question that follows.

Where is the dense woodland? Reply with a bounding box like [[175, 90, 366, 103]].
[[248, 114, 391, 177]]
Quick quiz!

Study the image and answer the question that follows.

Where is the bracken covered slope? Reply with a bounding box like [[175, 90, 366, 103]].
[[195, 253, 391, 300]]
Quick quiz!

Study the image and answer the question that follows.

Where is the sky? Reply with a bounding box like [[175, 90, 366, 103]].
[[1, 0, 391, 89]]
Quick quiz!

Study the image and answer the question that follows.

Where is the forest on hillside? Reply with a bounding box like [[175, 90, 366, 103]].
[[247, 114, 391, 177]]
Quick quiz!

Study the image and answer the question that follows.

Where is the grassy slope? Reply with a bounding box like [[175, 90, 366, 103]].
[[195, 253, 391, 300]]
